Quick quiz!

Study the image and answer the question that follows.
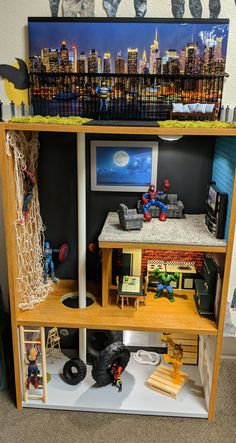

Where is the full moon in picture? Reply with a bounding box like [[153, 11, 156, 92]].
[[113, 150, 129, 167]]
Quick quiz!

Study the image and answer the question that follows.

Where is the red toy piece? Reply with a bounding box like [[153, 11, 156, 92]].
[[111, 362, 123, 392], [142, 179, 170, 222]]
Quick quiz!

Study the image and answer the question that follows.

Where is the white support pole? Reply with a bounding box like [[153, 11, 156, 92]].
[[77, 133, 87, 363]]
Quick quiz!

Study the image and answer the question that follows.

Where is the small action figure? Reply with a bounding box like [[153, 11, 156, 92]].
[[142, 178, 170, 222], [153, 268, 180, 302], [26, 347, 40, 390], [22, 169, 36, 223], [96, 79, 111, 120], [161, 335, 183, 385], [43, 241, 69, 283], [111, 362, 123, 392]]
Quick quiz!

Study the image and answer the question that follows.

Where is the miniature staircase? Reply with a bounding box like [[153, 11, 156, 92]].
[[19, 326, 48, 403]]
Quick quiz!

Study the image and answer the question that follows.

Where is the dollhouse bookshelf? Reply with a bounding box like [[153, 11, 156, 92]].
[[0, 121, 236, 421]]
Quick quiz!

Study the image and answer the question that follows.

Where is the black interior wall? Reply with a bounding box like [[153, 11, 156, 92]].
[[38, 132, 215, 280]]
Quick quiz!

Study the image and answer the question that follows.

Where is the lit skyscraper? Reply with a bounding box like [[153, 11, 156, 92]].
[[103, 52, 112, 73], [60, 41, 70, 72], [139, 49, 148, 74], [115, 50, 125, 74], [49, 49, 59, 72], [41, 48, 50, 72], [185, 43, 198, 75], [150, 29, 159, 74], [214, 36, 223, 62], [88, 48, 98, 73], [77, 51, 86, 73], [127, 48, 138, 74], [179, 49, 186, 74], [69, 45, 77, 73]]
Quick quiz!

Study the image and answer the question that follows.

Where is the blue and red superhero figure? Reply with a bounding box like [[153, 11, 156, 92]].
[[22, 169, 36, 223], [96, 79, 111, 120], [26, 347, 40, 390], [142, 178, 170, 222]]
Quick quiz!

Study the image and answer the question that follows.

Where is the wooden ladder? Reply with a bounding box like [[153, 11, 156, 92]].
[[19, 326, 48, 403]]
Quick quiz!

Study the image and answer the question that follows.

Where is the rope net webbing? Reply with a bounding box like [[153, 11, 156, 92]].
[[6, 131, 51, 310]]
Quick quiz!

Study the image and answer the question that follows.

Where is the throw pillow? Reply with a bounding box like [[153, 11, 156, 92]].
[[195, 103, 207, 113], [182, 104, 190, 113], [188, 103, 198, 113], [172, 103, 183, 113], [205, 103, 215, 113]]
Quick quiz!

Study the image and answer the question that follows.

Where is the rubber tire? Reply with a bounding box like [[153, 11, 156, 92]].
[[63, 358, 87, 385], [87, 330, 123, 360], [92, 342, 130, 387]]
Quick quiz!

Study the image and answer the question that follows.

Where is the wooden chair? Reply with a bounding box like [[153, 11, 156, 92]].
[[46, 327, 61, 354], [116, 276, 129, 308], [134, 276, 148, 310]]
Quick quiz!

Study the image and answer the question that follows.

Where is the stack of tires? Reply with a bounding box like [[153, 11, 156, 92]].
[[63, 329, 130, 387]]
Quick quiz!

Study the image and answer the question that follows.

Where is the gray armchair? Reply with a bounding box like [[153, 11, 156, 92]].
[[117, 203, 143, 230], [137, 193, 184, 219]]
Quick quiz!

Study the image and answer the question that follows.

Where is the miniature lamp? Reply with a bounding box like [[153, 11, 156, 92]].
[[158, 135, 183, 141]]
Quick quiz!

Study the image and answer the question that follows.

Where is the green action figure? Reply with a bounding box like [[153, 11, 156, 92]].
[[153, 268, 180, 302]]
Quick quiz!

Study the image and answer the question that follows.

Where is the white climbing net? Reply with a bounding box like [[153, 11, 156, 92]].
[[6, 131, 51, 310]]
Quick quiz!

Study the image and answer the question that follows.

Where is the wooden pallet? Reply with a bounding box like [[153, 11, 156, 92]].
[[166, 333, 199, 365], [147, 364, 189, 399]]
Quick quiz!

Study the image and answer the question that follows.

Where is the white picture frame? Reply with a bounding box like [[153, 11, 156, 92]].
[[90, 140, 158, 192]]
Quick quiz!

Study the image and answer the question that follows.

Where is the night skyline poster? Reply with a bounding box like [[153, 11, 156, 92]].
[[28, 19, 229, 76]]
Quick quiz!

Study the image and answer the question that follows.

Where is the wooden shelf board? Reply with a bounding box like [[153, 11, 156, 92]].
[[16, 280, 217, 335], [2, 122, 236, 136]]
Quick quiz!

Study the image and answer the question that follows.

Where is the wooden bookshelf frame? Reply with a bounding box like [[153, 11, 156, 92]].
[[0, 122, 236, 420]]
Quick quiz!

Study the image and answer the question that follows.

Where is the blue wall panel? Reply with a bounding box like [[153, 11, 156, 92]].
[[212, 137, 236, 239]]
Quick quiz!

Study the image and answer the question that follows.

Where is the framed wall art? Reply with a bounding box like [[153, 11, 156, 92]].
[[90, 140, 158, 192]]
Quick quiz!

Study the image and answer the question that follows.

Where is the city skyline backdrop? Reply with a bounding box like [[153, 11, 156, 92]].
[[29, 20, 229, 74]]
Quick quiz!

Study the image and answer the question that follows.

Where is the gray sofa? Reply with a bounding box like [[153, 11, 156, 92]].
[[137, 194, 184, 219], [117, 203, 143, 230]]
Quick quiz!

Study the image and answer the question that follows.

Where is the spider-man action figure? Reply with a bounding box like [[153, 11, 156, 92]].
[[22, 169, 36, 223], [142, 178, 170, 222]]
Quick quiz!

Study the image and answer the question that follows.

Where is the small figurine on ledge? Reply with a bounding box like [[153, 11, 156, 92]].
[[153, 268, 180, 302], [111, 362, 123, 392], [43, 241, 68, 284], [96, 79, 111, 120], [26, 347, 40, 390], [142, 178, 170, 222]]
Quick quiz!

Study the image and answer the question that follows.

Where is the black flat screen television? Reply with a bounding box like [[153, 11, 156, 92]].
[[28, 17, 229, 120]]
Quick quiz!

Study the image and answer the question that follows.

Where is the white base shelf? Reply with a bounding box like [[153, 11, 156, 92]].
[[23, 352, 208, 418]]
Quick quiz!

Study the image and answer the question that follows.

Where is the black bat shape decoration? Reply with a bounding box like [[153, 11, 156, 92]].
[[0, 58, 29, 89]]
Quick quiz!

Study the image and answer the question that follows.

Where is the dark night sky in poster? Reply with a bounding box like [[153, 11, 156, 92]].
[[29, 20, 229, 71]]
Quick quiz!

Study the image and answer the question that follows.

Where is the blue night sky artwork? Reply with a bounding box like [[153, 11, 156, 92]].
[[96, 146, 152, 186], [29, 20, 229, 72]]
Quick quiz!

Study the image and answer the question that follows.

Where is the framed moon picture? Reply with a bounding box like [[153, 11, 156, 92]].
[[90, 140, 158, 192]]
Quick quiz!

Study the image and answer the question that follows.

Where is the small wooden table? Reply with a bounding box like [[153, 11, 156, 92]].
[[117, 276, 145, 310]]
